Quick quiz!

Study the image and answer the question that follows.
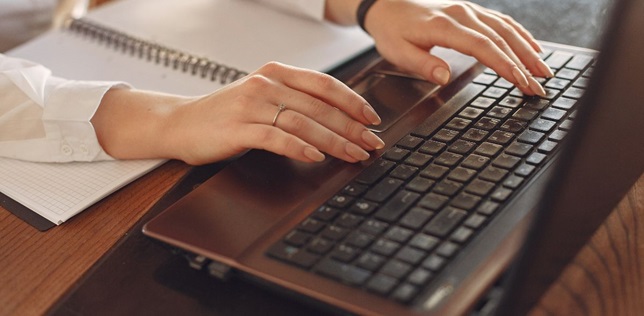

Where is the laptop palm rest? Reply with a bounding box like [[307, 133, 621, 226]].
[[144, 149, 347, 262], [143, 48, 478, 268]]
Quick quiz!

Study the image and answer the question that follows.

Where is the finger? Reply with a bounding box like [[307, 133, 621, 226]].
[[445, 10, 545, 95], [236, 124, 326, 163], [239, 100, 374, 162], [273, 108, 371, 162], [253, 62, 382, 126], [415, 15, 541, 95], [379, 39, 452, 85], [260, 83, 385, 151], [471, 8, 554, 78]]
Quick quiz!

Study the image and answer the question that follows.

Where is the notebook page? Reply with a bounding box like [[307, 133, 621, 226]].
[[0, 158, 163, 225], [85, 0, 375, 74]]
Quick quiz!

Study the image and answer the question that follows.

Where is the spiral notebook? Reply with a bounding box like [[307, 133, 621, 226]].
[[1, 0, 374, 230]]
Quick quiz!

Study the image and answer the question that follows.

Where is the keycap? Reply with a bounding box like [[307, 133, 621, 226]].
[[450, 192, 482, 211], [565, 54, 593, 70], [380, 260, 413, 279], [409, 233, 440, 251], [407, 268, 433, 286], [465, 179, 496, 196], [545, 51, 573, 69], [397, 135, 424, 149], [417, 193, 449, 211], [355, 159, 395, 184], [375, 190, 420, 222], [392, 283, 419, 303], [399, 207, 435, 230], [395, 246, 426, 265], [433, 179, 463, 197], [268, 242, 320, 268], [371, 239, 401, 256], [345, 231, 375, 249], [471, 96, 496, 109], [315, 258, 371, 285], [419, 140, 446, 155], [424, 207, 467, 237], [421, 164, 449, 180], [356, 252, 386, 271], [364, 177, 404, 202], [366, 274, 398, 295]]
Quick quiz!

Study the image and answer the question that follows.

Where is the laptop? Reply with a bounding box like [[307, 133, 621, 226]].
[[143, 0, 644, 314]]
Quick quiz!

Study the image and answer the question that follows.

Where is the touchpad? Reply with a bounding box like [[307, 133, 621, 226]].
[[352, 73, 439, 132]]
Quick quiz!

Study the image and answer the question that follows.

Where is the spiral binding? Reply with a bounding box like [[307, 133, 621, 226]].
[[65, 18, 248, 84]]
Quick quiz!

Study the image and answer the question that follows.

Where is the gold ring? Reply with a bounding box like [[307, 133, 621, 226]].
[[272, 103, 287, 126]]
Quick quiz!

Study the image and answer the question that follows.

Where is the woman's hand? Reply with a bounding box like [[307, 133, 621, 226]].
[[326, 0, 554, 96], [93, 62, 384, 165]]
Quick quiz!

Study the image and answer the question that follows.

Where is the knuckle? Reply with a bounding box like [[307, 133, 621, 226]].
[[259, 128, 280, 148], [490, 33, 508, 48], [287, 112, 309, 132], [426, 14, 453, 29], [308, 98, 332, 119], [471, 34, 494, 50], [444, 3, 470, 16], [258, 61, 285, 74], [314, 73, 336, 91], [243, 74, 272, 90], [498, 13, 515, 23], [281, 137, 301, 156], [495, 23, 515, 38], [343, 121, 363, 139], [324, 133, 343, 153]]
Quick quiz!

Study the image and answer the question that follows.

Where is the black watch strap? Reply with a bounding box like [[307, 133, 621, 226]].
[[356, 0, 378, 34]]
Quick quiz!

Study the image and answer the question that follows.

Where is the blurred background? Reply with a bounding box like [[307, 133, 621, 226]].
[[471, 0, 613, 48], [2, 0, 612, 53]]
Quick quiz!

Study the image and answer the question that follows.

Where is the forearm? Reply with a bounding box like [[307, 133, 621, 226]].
[[91, 88, 191, 161], [324, 0, 361, 25]]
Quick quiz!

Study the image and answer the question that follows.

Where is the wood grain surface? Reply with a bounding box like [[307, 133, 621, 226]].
[[0, 161, 189, 316]]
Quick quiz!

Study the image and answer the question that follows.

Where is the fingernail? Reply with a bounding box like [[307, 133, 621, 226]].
[[362, 130, 385, 150], [536, 59, 555, 78], [363, 104, 382, 125], [512, 67, 530, 88], [346, 143, 370, 161], [528, 76, 547, 97], [534, 41, 545, 53], [433, 67, 450, 85], [304, 147, 325, 162]]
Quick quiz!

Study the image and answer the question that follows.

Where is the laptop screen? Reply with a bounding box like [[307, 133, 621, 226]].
[[496, 0, 644, 313]]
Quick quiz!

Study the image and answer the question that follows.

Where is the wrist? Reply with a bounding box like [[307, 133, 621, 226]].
[[93, 88, 189, 161], [325, 0, 362, 25], [356, 0, 378, 33]]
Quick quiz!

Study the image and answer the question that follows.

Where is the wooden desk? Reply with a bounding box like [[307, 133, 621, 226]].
[[3, 1, 639, 314], [0, 161, 190, 315], [0, 161, 642, 316]]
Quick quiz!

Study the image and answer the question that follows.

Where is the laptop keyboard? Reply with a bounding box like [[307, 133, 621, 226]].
[[266, 49, 594, 304]]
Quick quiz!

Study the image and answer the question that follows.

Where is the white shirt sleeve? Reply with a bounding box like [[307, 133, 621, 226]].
[[0, 54, 129, 163], [250, 0, 325, 21]]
